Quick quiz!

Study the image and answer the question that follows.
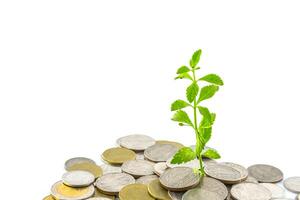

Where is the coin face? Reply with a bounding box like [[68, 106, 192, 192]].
[[159, 167, 200, 191], [119, 183, 155, 200], [144, 144, 179, 162], [148, 179, 171, 200], [118, 134, 156, 151], [230, 183, 272, 200], [154, 162, 168, 176], [248, 164, 283, 183], [182, 188, 223, 200], [62, 170, 95, 187], [198, 176, 228, 200], [67, 162, 103, 178], [136, 175, 158, 185], [51, 181, 95, 200], [283, 177, 300, 193], [102, 147, 136, 164], [259, 183, 285, 199], [65, 157, 96, 170], [220, 162, 248, 182], [168, 191, 184, 200], [204, 163, 242, 184], [100, 164, 122, 175], [43, 195, 56, 200], [156, 140, 185, 149], [121, 160, 154, 178], [95, 173, 135, 195]]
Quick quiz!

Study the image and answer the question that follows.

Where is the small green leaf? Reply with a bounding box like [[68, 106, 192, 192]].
[[186, 82, 199, 103], [202, 147, 221, 159], [171, 110, 193, 126], [175, 73, 193, 81], [190, 49, 202, 68], [171, 147, 196, 164], [198, 85, 219, 102], [177, 66, 190, 74], [210, 113, 216, 125], [171, 100, 190, 111], [199, 74, 224, 86], [198, 106, 212, 128]]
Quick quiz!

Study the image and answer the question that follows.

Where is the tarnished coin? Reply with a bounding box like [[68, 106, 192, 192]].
[[156, 140, 185, 149], [148, 179, 172, 200], [283, 177, 300, 193], [119, 183, 155, 200], [220, 162, 248, 183], [244, 176, 259, 183], [204, 163, 242, 184], [168, 191, 184, 200], [51, 181, 95, 200], [121, 160, 154, 178], [100, 164, 122, 175], [65, 157, 96, 170], [248, 164, 283, 183], [230, 183, 272, 200], [118, 134, 156, 151], [198, 176, 228, 200], [62, 170, 95, 187], [159, 167, 200, 191], [68, 162, 103, 178], [136, 175, 158, 185], [144, 144, 179, 162], [102, 147, 136, 164], [154, 162, 168, 176], [182, 188, 223, 200], [95, 173, 135, 195], [43, 195, 56, 200], [260, 183, 285, 198], [94, 188, 115, 199]]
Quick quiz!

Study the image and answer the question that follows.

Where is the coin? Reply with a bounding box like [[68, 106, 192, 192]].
[[65, 157, 96, 170], [154, 162, 168, 176], [135, 152, 145, 160], [121, 160, 154, 178], [51, 180, 95, 200], [43, 195, 56, 200], [244, 176, 258, 183], [204, 163, 243, 184], [62, 170, 95, 187], [198, 176, 228, 200], [94, 188, 115, 199], [260, 183, 285, 198], [283, 177, 300, 193], [119, 183, 155, 200], [156, 140, 185, 149], [100, 164, 122, 175], [230, 183, 272, 200], [248, 164, 283, 183], [168, 191, 184, 200], [144, 144, 179, 162], [148, 179, 171, 200], [220, 162, 248, 182], [159, 167, 200, 191], [68, 162, 103, 178], [118, 134, 156, 151], [102, 147, 136, 164], [136, 175, 158, 185], [182, 188, 223, 200], [95, 173, 135, 195]]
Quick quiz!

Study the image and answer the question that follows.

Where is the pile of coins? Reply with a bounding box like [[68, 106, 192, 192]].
[[43, 134, 300, 200]]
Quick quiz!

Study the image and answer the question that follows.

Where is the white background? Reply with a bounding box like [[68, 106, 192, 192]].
[[0, 0, 300, 199]]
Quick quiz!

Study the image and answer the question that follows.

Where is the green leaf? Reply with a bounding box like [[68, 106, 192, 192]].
[[175, 73, 193, 80], [202, 147, 221, 159], [171, 147, 196, 164], [186, 82, 199, 103], [171, 110, 193, 126], [198, 106, 212, 128], [210, 113, 216, 125], [177, 66, 190, 74], [202, 127, 212, 144], [189, 49, 202, 68], [198, 85, 219, 102], [171, 100, 190, 111], [199, 74, 224, 86]]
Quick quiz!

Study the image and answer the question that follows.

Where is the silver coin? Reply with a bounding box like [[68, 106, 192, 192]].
[[182, 188, 223, 200], [159, 167, 200, 191], [100, 163, 122, 175], [230, 183, 272, 200], [283, 177, 300, 193], [220, 162, 248, 182], [144, 144, 179, 162], [95, 173, 135, 195], [154, 162, 168, 176], [204, 163, 243, 184], [135, 152, 145, 160], [248, 164, 283, 183], [168, 191, 184, 200], [198, 176, 228, 200], [117, 134, 156, 151], [136, 175, 158, 185], [62, 170, 95, 187], [244, 176, 259, 184], [65, 157, 96, 170], [259, 183, 285, 198], [121, 160, 154, 178]]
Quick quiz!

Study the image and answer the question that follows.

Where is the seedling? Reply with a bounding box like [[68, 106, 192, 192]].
[[170, 49, 224, 176]]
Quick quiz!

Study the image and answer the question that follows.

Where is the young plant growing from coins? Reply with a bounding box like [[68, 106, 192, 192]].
[[171, 49, 224, 176]]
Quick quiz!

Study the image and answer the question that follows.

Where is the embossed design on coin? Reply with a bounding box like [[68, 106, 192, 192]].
[[136, 175, 158, 185], [67, 162, 103, 178], [148, 179, 171, 200], [118, 134, 156, 151], [102, 147, 136, 164], [119, 183, 155, 200], [144, 144, 179, 162], [182, 188, 223, 200], [260, 183, 285, 199], [248, 164, 283, 183], [100, 164, 122, 175], [204, 163, 242, 184], [230, 183, 272, 200], [121, 160, 154, 178], [62, 170, 95, 187], [199, 176, 228, 200], [65, 157, 96, 170], [284, 177, 300, 193], [154, 162, 168, 176], [220, 162, 248, 182]]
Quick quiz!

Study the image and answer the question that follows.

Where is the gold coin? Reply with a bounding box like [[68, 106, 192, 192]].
[[51, 181, 95, 200], [102, 147, 136, 164], [42, 195, 55, 200], [156, 140, 185, 149], [148, 179, 172, 200], [94, 188, 115, 200], [119, 183, 155, 200], [68, 162, 103, 178]]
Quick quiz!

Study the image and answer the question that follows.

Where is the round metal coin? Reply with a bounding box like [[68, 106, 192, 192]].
[[283, 177, 300, 193], [121, 160, 154, 178], [168, 191, 184, 200], [118, 134, 156, 151], [144, 144, 179, 162], [100, 164, 122, 175], [62, 170, 95, 187], [67, 162, 103, 178], [204, 163, 243, 184], [198, 176, 228, 200], [136, 175, 158, 185], [244, 176, 259, 183], [248, 164, 283, 183], [154, 162, 168, 176], [260, 183, 285, 198], [65, 157, 96, 170], [102, 147, 136, 164], [94, 188, 115, 199], [156, 140, 185, 149], [220, 162, 248, 183], [230, 183, 272, 200], [119, 183, 155, 200], [148, 179, 171, 200], [182, 188, 223, 200]]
